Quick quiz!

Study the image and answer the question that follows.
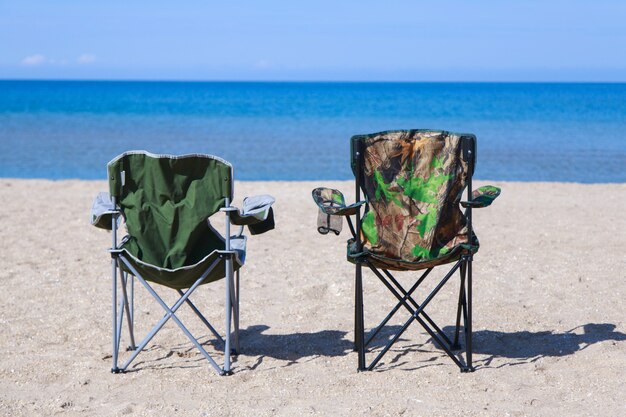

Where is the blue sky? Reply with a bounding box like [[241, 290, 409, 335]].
[[1, 0, 625, 81]]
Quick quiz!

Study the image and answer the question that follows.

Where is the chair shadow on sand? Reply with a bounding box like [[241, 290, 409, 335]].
[[236, 325, 352, 369], [337, 322, 626, 371], [130, 325, 355, 371], [239, 322, 626, 371], [131, 324, 403, 371], [130, 322, 625, 371], [440, 322, 626, 369]]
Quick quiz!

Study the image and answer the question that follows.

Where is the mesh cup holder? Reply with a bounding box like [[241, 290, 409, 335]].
[[317, 206, 343, 235]]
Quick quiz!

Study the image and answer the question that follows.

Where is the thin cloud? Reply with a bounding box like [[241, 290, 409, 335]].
[[254, 59, 273, 69], [21, 54, 46, 66], [77, 54, 96, 64]]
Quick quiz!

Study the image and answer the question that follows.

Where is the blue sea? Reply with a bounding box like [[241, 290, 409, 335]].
[[0, 81, 624, 182]]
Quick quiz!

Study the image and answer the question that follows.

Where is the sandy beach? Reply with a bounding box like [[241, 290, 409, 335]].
[[1, 178, 625, 416]]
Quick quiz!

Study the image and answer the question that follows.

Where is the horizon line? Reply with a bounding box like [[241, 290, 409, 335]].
[[2, 78, 626, 84]]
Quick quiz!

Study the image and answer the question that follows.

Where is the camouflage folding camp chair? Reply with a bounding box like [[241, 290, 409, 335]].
[[312, 130, 500, 372], [91, 151, 275, 375]]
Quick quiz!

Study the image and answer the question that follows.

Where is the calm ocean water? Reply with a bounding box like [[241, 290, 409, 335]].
[[0, 81, 624, 182]]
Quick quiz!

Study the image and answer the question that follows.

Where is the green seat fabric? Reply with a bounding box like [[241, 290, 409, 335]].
[[348, 130, 481, 271], [119, 237, 245, 290], [108, 151, 242, 289]]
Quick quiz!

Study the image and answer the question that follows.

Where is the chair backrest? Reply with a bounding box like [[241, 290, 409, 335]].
[[351, 130, 475, 264], [107, 151, 233, 269]]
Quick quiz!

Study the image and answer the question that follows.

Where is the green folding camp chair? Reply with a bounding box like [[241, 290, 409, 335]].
[[312, 130, 500, 372], [91, 151, 275, 375]]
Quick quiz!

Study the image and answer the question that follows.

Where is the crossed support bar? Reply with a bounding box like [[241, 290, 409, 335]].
[[109, 252, 240, 376], [354, 254, 474, 372], [107, 195, 242, 376]]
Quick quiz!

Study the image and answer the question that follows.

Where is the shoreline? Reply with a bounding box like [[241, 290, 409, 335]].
[[2, 177, 626, 185]]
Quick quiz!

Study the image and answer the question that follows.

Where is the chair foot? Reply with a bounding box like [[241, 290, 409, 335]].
[[111, 367, 125, 374], [460, 366, 475, 373], [230, 349, 239, 356], [221, 369, 233, 376], [126, 345, 137, 351]]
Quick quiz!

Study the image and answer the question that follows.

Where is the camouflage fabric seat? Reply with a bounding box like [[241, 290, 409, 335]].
[[312, 130, 501, 373]]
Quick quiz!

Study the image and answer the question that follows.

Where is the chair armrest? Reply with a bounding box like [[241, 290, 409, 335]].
[[460, 185, 501, 208], [312, 187, 366, 236], [312, 187, 366, 216], [229, 194, 276, 234], [90, 192, 120, 230]]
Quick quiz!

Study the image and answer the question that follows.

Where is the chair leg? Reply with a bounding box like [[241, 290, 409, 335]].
[[129, 273, 135, 349], [115, 285, 125, 356], [353, 281, 358, 353], [114, 268, 131, 365], [452, 262, 467, 350], [223, 255, 233, 375], [353, 279, 358, 353], [464, 256, 474, 372], [121, 272, 136, 350], [230, 269, 241, 355], [111, 257, 120, 373], [355, 263, 366, 371]]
